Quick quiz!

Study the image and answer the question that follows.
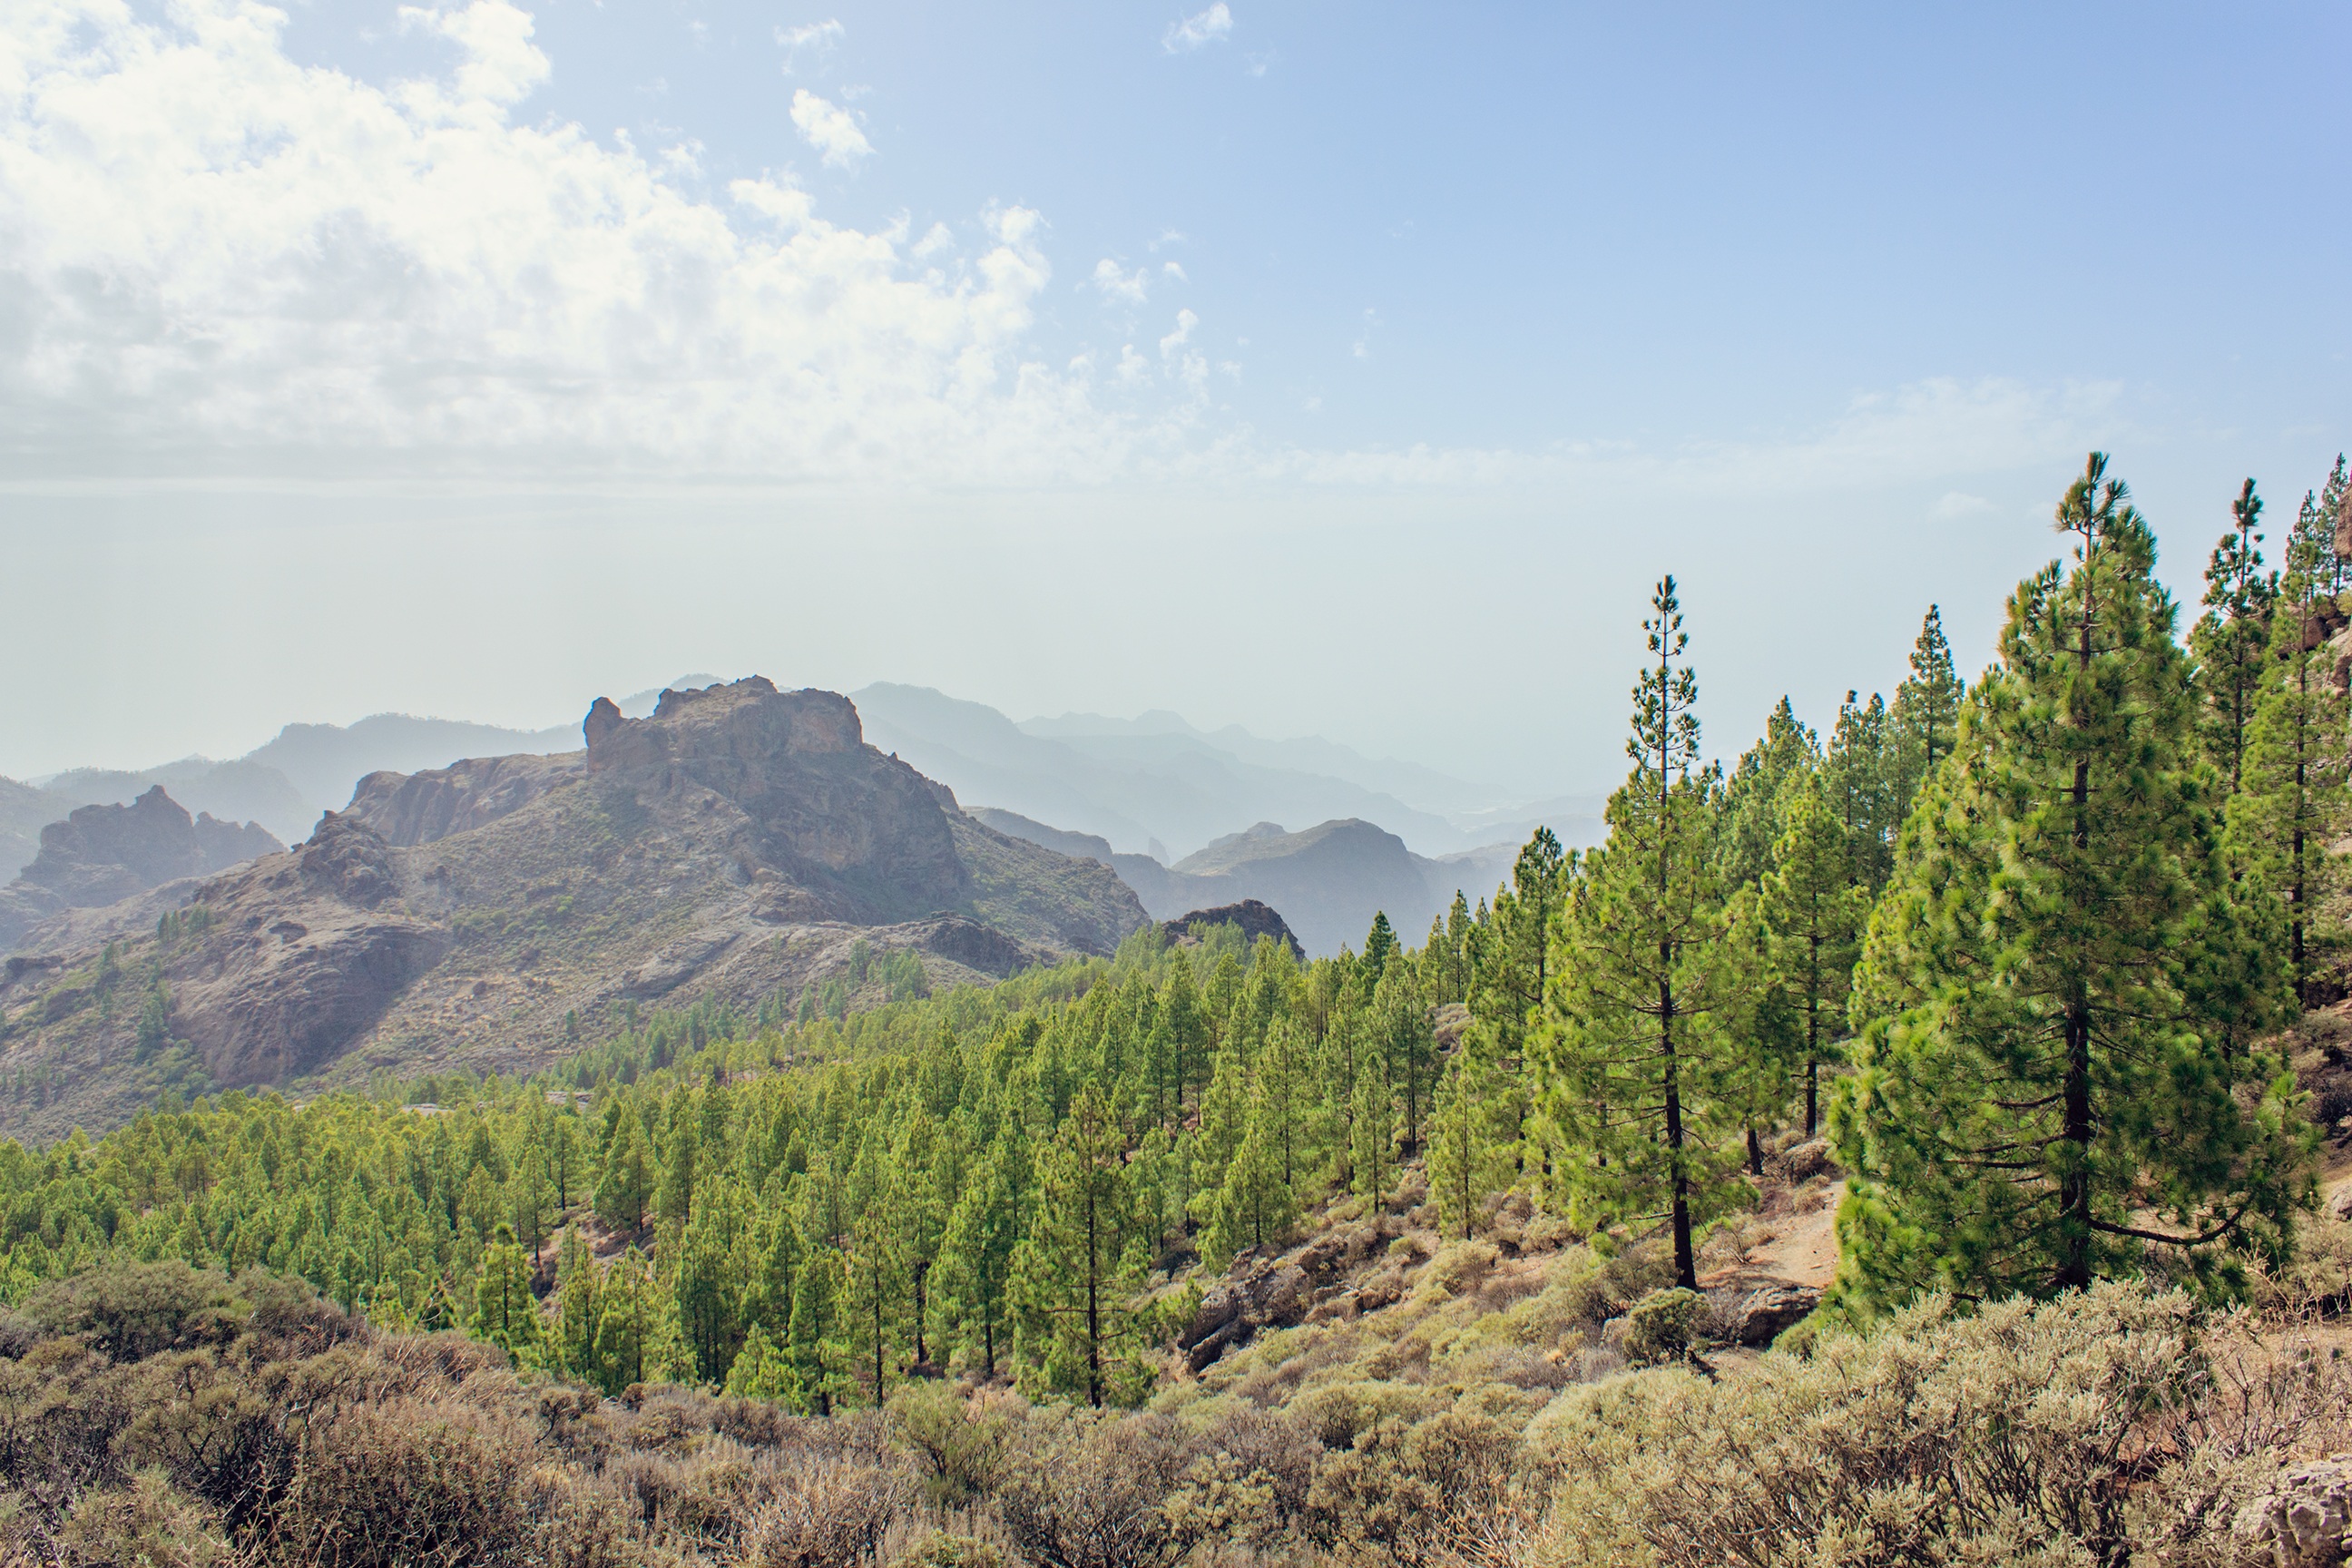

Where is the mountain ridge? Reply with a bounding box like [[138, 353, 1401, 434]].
[[0, 681, 1147, 1140]]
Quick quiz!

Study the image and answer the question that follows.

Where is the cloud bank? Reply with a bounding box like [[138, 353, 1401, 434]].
[[0, 0, 2118, 496], [0, 0, 1145, 482]]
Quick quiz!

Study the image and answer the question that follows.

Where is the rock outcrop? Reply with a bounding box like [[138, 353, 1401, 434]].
[[2236, 1458, 2352, 1567], [1161, 898, 1304, 958], [0, 681, 1148, 1139], [0, 787, 282, 952], [348, 753, 586, 848]]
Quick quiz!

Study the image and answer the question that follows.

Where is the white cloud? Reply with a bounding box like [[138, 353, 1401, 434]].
[[775, 19, 844, 70], [1162, 4, 1232, 54], [398, 0, 550, 104], [1117, 346, 1151, 385], [1091, 260, 1149, 304], [0, 0, 1150, 485], [790, 89, 872, 168], [1162, 261, 1187, 281], [1159, 309, 1199, 358]]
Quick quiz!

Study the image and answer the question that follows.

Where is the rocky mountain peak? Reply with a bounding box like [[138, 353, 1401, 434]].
[[0, 787, 284, 952]]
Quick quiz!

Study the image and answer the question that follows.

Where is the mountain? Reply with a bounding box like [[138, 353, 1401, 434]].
[[0, 787, 282, 951], [37, 759, 318, 848], [242, 714, 581, 822], [0, 681, 1146, 1139], [25, 678, 721, 849], [978, 808, 1516, 957], [853, 683, 1531, 861]]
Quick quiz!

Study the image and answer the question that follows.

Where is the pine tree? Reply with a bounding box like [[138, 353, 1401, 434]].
[[1834, 454, 2308, 1308], [2190, 480, 2279, 794], [1826, 690, 1898, 892], [1361, 912, 1398, 988], [1890, 606, 1965, 815], [553, 1226, 601, 1379], [595, 1113, 652, 1234], [724, 1322, 792, 1401], [1463, 828, 1567, 1174], [935, 1142, 1021, 1377], [1758, 769, 1868, 1137], [842, 1196, 905, 1407], [1427, 1049, 1510, 1240], [2230, 482, 2350, 1004], [593, 1246, 658, 1392], [467, 1220, 544, 1365], [1716, 697, 1820, 892], [1537, 575, 1750, 1289], [1194, 1079, 1295, 1269], [786, 1247, 846, 1415], [1014, 1083, 1143, 1408]]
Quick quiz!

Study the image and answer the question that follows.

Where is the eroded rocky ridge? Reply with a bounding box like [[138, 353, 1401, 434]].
[[0, 681, 1147, 1138], [0, 787, 281, 952]]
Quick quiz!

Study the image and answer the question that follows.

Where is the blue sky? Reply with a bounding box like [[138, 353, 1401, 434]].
[[2, 1, 2347, 798]]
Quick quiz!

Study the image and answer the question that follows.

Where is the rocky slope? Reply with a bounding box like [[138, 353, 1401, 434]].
[[0, 680, 1147, 1139], [0, 787, 281, 952]]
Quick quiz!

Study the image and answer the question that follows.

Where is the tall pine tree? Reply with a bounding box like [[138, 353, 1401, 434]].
[[1536, 575, 1750, 1289], [2229, 476, 2350, 1004], [1834, 454, 2308, 1308], [2190, 479, 2278, 793]]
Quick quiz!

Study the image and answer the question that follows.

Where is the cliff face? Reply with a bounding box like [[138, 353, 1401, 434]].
[[0, 681, 1148, 1138]]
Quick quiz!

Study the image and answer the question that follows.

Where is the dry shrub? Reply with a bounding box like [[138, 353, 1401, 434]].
[[888, 1382, 1017, 1503], [251, 1389, 543, 1568], [48, 1467, 229, 1568], [1161, 1404, 1318, 1555], [890, 1528, 1011, 1568], [995, 1406, 1189, 1568], [1307, 1408, 1524, 1567], [1521, 1280, 2272, 1568], [1618, 1289, 1707, 1367], [740, 1449, 916, 1568]]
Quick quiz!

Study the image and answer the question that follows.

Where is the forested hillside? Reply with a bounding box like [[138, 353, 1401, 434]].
[[5, 452, 2352, 1567]]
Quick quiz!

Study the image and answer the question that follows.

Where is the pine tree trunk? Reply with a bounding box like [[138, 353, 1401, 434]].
[[1661, 973, 1694, 1289], [1085, 1180, 1102, 1409]]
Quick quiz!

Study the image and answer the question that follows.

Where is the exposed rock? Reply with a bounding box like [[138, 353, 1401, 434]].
[[347, 753, 586, 848], [0, 787, 283, 953], [583, 696, 623, 751], [2329, 1184, 2352, 1224], [619, 932, 740, 999], [1711, 1281, 1821, 1348], [0, 680, 1149, 1139], [1776, 1140, 1840, 1185], [1161, 897, 1305, 958], [299, 813, 400, 907], [903, 915, 1041, 978], [2235, 1457, 2352, 1566]]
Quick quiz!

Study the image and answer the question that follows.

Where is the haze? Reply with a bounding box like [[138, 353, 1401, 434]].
[[4, 1, 2346, 794]]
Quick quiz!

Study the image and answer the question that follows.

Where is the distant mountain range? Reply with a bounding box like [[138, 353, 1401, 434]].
[[852, 683, 1601, 863], [971, 808, 1516, 957], [4, 678, 1597, 958], [9, 680, 717, 864]]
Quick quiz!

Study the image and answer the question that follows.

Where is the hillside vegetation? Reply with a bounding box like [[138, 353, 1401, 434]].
[[5, 452, 2352, 1566]]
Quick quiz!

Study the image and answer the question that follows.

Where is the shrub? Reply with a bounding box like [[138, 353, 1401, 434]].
[[994, 1407, 1189, 1568], [1523, 1280, 2290, 1568], [1619, 1289, 1707, 1367], [740, 1449, 916, 1568]]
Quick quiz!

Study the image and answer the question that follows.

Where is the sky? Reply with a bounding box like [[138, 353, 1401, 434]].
[[2, 0, 2347, 799]]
